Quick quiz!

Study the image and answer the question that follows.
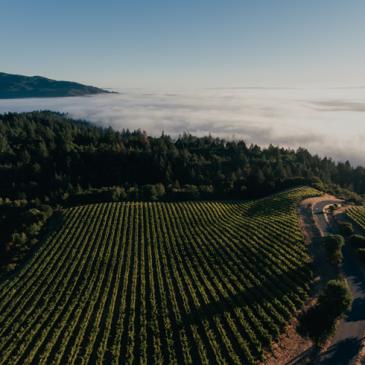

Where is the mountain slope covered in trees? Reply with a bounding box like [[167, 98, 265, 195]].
[[1, 111, 364, 272], [0, 72, 110, 98], [0, 111, 364, 203]]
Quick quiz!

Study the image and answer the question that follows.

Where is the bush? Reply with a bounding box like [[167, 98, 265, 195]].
[[318, 279, 352, 318], [297, 305, 336, 347], [0, 202, 54, 272], [68, 186, 127, 204], [338, 221, 353, 236], [297, 279, 351, 347], [323, 235, 344, 266], [142, 184, 165, 201]]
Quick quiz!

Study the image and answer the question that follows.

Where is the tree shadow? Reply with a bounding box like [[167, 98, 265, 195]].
[[347, 297, 365, 322], [246, 196, 291, 218], [342, 245, 365, 295], [178, 264, 310, 330], [319, 337, 362, 365], [285, 346, 317, 365]]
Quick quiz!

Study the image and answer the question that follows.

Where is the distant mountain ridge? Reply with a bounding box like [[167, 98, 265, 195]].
[[0, 72, 111, 98]]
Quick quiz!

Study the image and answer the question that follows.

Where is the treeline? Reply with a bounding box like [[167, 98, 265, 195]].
[[1, 111, 365, 204], [0, 199, 54, 272], [65, 178, 318, 206]]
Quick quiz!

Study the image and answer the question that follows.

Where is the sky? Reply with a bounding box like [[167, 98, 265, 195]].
[[1, 0, 365, 89]]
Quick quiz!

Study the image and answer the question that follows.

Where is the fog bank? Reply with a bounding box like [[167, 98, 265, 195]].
[[0, 87, 364, 165]]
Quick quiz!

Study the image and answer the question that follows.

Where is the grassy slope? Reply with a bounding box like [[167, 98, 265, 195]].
[[0, 187, 320, 364]]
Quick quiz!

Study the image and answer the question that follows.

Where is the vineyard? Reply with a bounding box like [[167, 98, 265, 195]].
[[347, 206, 365, 229], [0, 187, 319, 365]]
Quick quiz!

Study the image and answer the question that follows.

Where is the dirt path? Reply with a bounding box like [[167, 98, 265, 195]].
[[298, 195, 365, 365], [318, 208, 365, 365], [313, 200, 365, 365], [263, 195, 338, 365], [299, 195, 341, 291], [265, 194, 365, 365]]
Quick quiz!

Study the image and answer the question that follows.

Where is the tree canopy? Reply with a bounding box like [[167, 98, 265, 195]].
[[1, 111, 365, 204], [297, 279, 351, 347]]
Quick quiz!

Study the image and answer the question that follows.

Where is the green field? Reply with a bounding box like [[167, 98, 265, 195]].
[[0, 187, 319, 365]]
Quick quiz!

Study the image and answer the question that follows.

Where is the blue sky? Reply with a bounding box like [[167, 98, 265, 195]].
[[1, 0, 365, 88]]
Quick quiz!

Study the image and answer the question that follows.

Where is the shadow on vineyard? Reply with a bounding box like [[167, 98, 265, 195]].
[[246, 196, 292, 218], [177, 264, 312, 328]]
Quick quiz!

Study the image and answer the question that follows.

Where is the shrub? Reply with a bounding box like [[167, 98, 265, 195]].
[[142, 184, 166, 201], [297, 279, 351, 347], [338, 221, 353, 236], [68, 186, 127, 204], [297, 305, 336, 347], [318, 279, 352, 318], [323, 235, 344, 266]]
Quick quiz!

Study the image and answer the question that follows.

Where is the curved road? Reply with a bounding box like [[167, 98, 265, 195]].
[[311, 199, 365, 365]]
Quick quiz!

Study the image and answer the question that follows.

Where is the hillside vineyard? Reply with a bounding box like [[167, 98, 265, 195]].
[[347, 206, 365, 229], [0, 187, 319, 365]]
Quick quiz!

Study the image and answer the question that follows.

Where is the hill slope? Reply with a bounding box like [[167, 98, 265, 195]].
[[347, 206, 365, 229], [0, 72, 110, 98], [0, 187, 320, 365]]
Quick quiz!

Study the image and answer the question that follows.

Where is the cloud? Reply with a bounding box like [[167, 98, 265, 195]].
[[0, 87, 365, 165], [308, 100, 365, 112]]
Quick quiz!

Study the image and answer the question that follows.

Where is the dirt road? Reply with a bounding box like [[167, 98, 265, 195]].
[[300, 196, 365, 365]]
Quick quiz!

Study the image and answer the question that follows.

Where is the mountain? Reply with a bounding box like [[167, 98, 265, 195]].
[[0, 72, 111, 98]]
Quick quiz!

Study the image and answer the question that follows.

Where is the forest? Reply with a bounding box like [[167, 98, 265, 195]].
[[1, 111, 364, 202]]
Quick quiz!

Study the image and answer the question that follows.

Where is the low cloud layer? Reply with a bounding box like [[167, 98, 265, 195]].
[[309, 99, 365, 112], [0, 87, 364, 165]]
